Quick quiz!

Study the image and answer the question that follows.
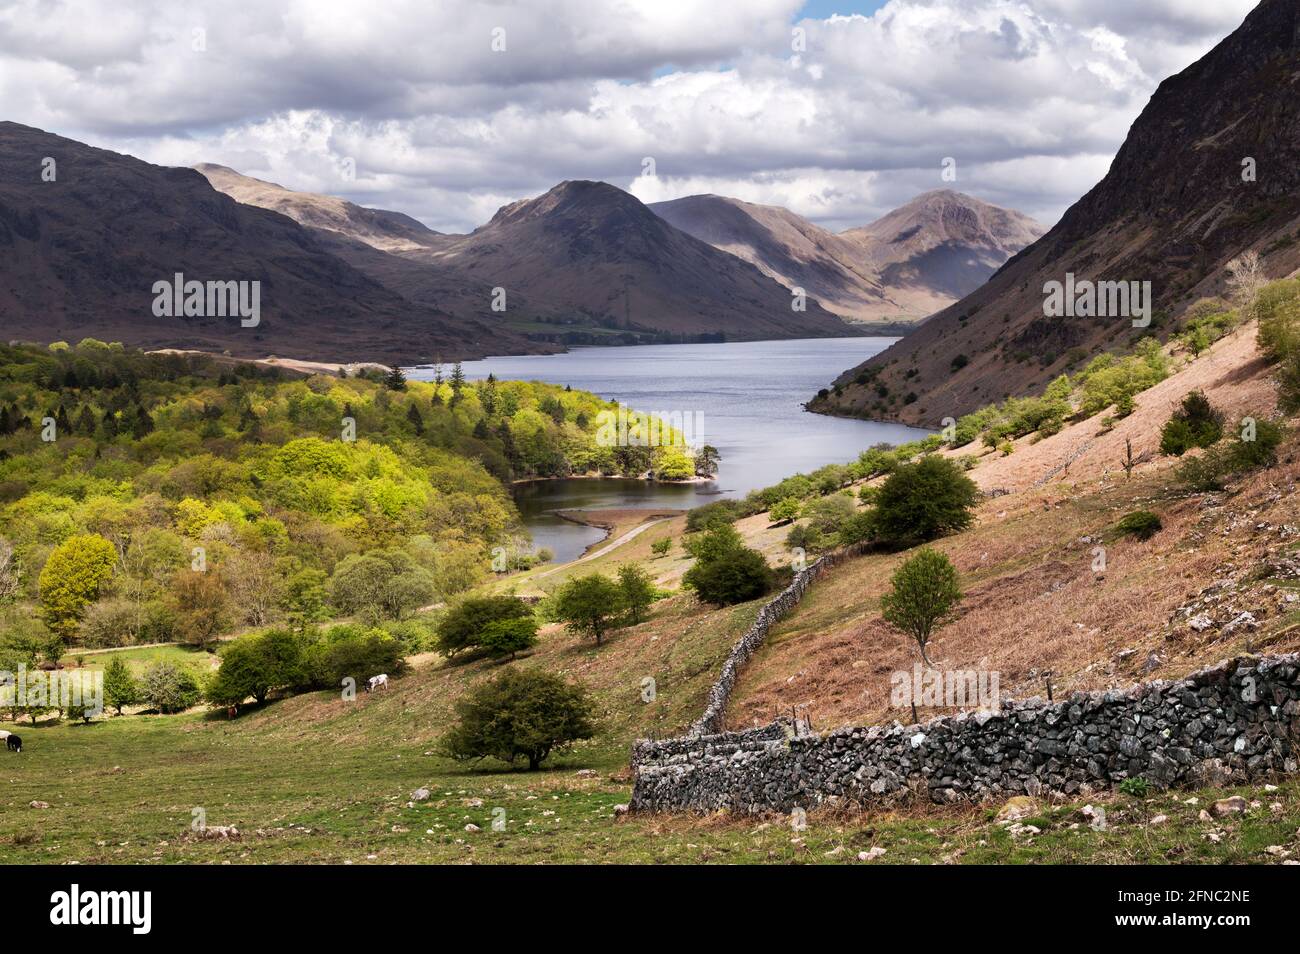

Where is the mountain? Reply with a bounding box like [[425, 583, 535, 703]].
[[0, 123, 538, 363], [195, 163, 452, 253], [392, 180, 857, 342], [812, 0, 1300, 426], [650, 190, 1042, 325]]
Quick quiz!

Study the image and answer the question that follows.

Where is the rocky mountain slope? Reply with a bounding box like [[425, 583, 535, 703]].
[[812, 0, 1300, 426], [0, 123, 536, 363], [651, 190, 1041, 325], [390, 180, 856, 342]]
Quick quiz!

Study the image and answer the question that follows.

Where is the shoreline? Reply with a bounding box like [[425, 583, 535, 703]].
[[511, 472, 714, 487], [549, 507, 684, 562]]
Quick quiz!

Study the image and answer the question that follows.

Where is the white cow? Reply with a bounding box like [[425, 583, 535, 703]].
[[366, 674, 389, 693]]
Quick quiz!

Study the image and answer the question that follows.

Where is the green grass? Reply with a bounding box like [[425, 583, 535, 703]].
[[1, 711, 1296, 863], [58, 644, 219, 679]]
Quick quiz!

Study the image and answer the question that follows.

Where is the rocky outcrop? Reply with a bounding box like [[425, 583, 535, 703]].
[[632, 654, 1300, 814]]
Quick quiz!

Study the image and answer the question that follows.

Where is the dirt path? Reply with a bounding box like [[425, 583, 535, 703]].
[[533, 517, 673, 579]]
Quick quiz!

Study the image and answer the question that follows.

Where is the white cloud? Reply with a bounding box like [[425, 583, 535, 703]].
[[0, 0, 1259, 232]]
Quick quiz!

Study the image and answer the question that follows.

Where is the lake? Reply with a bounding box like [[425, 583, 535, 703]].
[[408, 337, 931, 562]]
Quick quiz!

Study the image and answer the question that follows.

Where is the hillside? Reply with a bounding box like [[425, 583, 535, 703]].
[[812, 0, 1300, 426], [651, 190, 1041, 326], [195, 164, 453, 253], [0, 123, 535, 364]]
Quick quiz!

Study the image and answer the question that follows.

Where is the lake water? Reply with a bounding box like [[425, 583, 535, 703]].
[[409, 337, 930, 562]]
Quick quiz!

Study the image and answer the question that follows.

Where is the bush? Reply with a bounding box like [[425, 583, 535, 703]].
[[1177, 418, 1285, 490], [617, 564, 656, 624], [1159, 391, 1222, 456], [871, 456, 980, 547], [768, 497, 801, 525], [436, 595, 536, 658], [650, 537, 672, 556], [140, 662, 201, 714], [801, 494, 856, 539], [479, 617, 539, 659], [1115, 511, 1162, 541], [784, 521, 828, 554], [685, 499, 744, 532], [328, 548, 436, 623], [206, 628, 309, 707], [683, 545, 771, 606], [684, 523, 743, 563], [305, 624, 407, 688], [441, 668, 596, 770]]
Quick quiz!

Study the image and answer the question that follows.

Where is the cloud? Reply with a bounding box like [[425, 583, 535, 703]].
[[0, 0, 1258, 232]]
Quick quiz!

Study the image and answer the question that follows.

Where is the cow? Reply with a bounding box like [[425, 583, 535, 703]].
[[5, 734, 21, 753], [366, 674, 389, 693]]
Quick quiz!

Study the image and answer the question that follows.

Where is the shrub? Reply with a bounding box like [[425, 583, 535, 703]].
[[682, 545, 771, 606], [479, 617, 539, 659], [140, 662, 201, 714], [684, 523, 743, 563], [436, 595, 535, 658], [768, 497, 801, 525], [441, 669, 596, 770], [685, 499, 744, 532], [879, 547, 962, 667], [305, 624, 406, 688], [1159, 391, 1223, 457], [1118, 777, 1150, 798], [328, 548, 436, 623], [650, 537, 672, 556], [206, 628, 309, 707], [1115, 511, 1162, 541], [785, 521, 829, 554], [1177, 418, 1285, 490], [871, 456, 980, 547], [801, 494, 856, 539]]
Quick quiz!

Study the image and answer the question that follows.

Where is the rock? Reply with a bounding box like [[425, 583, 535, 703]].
[[824, 846, 844, 857], [464, 824, 481, 833], [29, 800, 49, 809], [858, 846, 886, 861], [612, 804, 630, 817], [574, 769, 596, 777], [1211, 796, 1247, 818], [195, 825, 240, 840], [410, 787, 430, 802], [1198, 809, 1213, 823], [1188, 614, 1214, 632], [1149, 814, 1168, 826], [995, 796, 1038, 823]]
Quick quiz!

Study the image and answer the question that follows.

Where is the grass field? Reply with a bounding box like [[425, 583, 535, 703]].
[[2, 710, 1297, 864]]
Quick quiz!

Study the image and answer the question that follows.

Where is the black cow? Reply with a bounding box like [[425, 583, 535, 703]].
[[6, 734, 20, 753]]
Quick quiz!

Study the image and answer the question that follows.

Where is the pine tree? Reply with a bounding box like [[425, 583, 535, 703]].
[[384, 366, 407, 391], [406, 402, 425, 436], [76, 406, 96, 435]]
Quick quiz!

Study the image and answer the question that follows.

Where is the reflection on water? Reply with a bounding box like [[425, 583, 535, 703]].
[[410, 337, 932, 563]]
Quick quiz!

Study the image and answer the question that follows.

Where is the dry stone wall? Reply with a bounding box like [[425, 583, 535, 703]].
[[633, 654, 1300, 813], [691, 543, 868, 736]]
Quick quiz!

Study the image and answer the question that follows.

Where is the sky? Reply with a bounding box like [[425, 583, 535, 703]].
[[0, 0, 1260, 234]]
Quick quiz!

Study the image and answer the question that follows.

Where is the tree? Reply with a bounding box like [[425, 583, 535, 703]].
[[328, 549, 436, 623], [168, 569, 232, 650], [383, 366, 407, 391], [879, 547, 962, 666], [206, 628, 307, 707], [553, 573, 624, 645], [684, 523, 743, 562], [617, 564, 655, 624], [441, 669, 596, 770], [683, 546, 771, 605], [436, 595, 536, 658], [38, 533, 117, 641], [102, 656, 139, 715], [304, 625, 406, 688], [871, 456, 979, 547], [0, 536, 19, 603], [694, 445, 720, 478], [480, 617, 538, 660], [1226, 250, 1265, 315], [140, 662, 202, 714], [769, 497, 801, 525]]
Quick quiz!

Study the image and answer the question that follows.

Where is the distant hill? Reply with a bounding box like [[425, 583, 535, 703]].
[[0, 123, 537, 363], [651, 190, 1042, 326], [812, 0, 1300, 425], [401, 180, 855, 341], [195, 163, 453, 253]]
